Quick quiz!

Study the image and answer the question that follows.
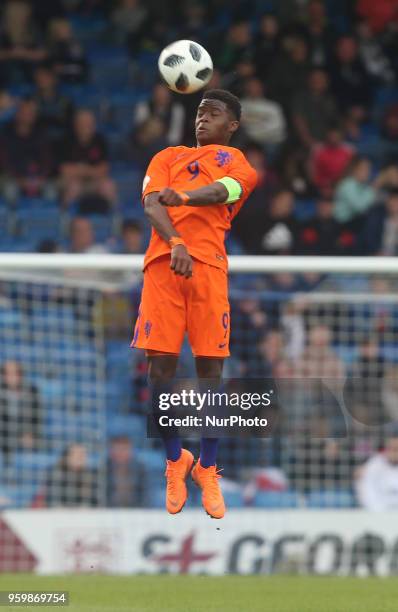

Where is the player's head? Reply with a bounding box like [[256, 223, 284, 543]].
[[195, 89, 240, 146]]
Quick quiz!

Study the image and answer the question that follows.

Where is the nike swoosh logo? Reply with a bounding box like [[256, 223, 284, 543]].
[[218, 343, 227, 349]]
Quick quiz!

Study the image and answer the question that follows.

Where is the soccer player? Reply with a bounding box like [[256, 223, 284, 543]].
[[132, 89, 257, 518]]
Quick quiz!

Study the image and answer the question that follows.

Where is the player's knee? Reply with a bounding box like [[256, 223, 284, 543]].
[[195, 357, 223, 379], [148, 356, 178, 381]]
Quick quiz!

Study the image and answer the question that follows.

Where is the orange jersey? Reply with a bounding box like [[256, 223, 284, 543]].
[[142, 144, 257, 271]]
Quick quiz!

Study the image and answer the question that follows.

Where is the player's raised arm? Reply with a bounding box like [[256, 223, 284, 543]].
[[144, 192, 193, 278], [158, 182, 230, 207]]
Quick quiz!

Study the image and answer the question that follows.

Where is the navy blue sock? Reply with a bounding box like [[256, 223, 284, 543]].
[[164, 437, 182, 462], [200, 438, 219, 467]]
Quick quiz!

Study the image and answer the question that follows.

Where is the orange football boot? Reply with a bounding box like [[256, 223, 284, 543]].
[[191, 459, 225, 519], [165, 449, 194, 514]]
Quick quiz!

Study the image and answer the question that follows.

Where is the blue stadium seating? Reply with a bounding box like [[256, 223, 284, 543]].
[[253, 490, 303, 509], [0, 484, 38, 508], [136, 449, 164, 470], [107, 413, 146, 440], [222, 490, 244, 508], [306, 490, 356, 509], [15, 208, 62, 245], [12, 451, 60, 475]]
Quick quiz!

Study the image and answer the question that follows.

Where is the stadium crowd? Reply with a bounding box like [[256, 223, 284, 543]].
[[1, 0, 398, 509]]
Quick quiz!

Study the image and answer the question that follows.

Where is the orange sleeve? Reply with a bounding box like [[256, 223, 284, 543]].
[[142, 148, 172, 201], [225, 150, 258, 219]]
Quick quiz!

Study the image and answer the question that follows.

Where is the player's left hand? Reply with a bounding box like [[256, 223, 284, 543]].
[[159, 188, 186, 207]]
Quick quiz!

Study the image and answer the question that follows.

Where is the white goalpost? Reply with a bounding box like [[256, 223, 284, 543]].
[[0, 253, 397, 572]]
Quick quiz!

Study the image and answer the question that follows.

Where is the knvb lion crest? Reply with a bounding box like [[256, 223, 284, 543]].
[[215, 150, 232, 167]]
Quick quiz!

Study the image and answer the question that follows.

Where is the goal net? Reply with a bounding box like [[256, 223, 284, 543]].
[[0, 253, 396, 520]]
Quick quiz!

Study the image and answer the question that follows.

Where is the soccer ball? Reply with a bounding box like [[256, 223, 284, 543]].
[[158, 40, 213, 94]]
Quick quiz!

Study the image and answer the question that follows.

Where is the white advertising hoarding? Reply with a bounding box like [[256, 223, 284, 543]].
[[2, 509, 398, 576]]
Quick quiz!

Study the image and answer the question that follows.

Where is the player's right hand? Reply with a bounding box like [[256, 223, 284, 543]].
[[170, 245, 193, 278]]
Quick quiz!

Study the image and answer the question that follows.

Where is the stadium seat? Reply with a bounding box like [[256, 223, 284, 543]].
[[0, 307, 23, 329], [294, 199, 316, 221], [222, 490, 244, 508], [253, 490, 303, 509], [306, 490, 356, 509], [0, 483, 39, 508], [107, 413, 146, 440], [15, 208, 62, 245], [45, 409, 103, 443], [12, 451, 60, 474], [136, 449, 164, 470], [148, 486, 165, 508]]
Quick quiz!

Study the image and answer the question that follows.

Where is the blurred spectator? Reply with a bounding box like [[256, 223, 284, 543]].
[[0, 0, 46, 85], [119, 220, 143, 254], [294, 324, 345, 378], [31, 0, 64, 30], [356, 20, 395, 85], [252, 189, 298, 255], [252, 329, 286, 377], [280, 300, 306, 360], [381, 104, 398, 143], [0, 360, 43, 462], [243, 467, 289, 505], [0, 89, 17, 123], [382, 364, 398, 422], [44, 443, 99, 507], [59, 109, 116, 205], [222, 58, 256, 99], [178, 3, 207, 40], [343, 105, 378, 156], [329, 35, 372, 113], [360, 187, 398, 255], [0, 98, 54, 203], [231, 297, 268, 370], [134, 83, 185, 146], [311, 126, 355, 194], [107, 436, 148, 507], [33, 63, 73, 139], [279, 148, 316, 199], [240, 78, 286, 147], [268, 36, 310, 112], [357, 0, 398, 34], [288, 438, 354, 493], [216, 21, 253, 73], [297, 197, 355, 255], [254, 14, 280, 79], [48, 18, 88, 83], [300, 0, 336, 67], [69, 217, 110, 254], [291, 68, 338, 149], [345, 335, 386, 425], [128, 116, 168, 169], [232, 143, 280, 251], [333, 156, 376, 224], [110, 0, 148, 50], [356, 436, 398, 510]]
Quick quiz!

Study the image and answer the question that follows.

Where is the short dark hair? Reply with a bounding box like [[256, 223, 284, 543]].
[[202, 89, 241, 121]]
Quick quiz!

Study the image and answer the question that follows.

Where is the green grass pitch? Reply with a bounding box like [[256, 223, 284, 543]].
[[1, 574, 397, 612]]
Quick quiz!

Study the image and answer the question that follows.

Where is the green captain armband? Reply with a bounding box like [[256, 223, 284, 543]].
[[216, 177, 243, 204]]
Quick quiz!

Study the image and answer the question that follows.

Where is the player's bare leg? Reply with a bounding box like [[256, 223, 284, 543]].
[[148, 352, 194, 514], [191, 357, 226, 519]]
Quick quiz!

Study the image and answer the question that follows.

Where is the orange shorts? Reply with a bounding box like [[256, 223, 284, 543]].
[[131, 255, 230, 357]]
